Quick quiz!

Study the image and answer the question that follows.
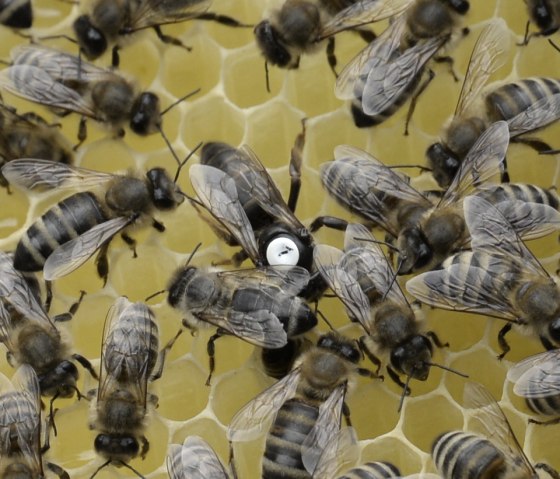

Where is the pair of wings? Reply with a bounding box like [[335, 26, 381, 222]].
[[96, 297, 158, 409], [193, 265, 310, 348], [227, 366, 347, 475], [0, 45, 131, 120], [0, 365, 43, 475], [314, 224, 412, 334], [508, 350, 560, 400], [406, 195, 556, 320], [322, 120, 509, 238], [190, 145, 305, 266], [2, 159, 141, 280], [167, 436, 230, 479]]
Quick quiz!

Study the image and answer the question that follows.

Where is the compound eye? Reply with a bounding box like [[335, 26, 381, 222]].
[[266, 237, 300, 266]]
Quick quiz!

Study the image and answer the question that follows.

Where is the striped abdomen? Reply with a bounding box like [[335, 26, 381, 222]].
[[338, 461, 401, 478], [262, 398, 319, 479], [486, 77, 560, 122], [13, 191, 109, 272], [432, 431, 506, 479], [261, 338, 308, 379], [526, 394, 560, 417], [476, 184, 560, 210]]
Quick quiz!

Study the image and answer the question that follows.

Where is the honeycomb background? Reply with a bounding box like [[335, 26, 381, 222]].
[[0, 0, 559, 477]]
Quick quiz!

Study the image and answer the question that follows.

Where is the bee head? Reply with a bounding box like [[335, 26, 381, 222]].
[[317, 332, 361, 364], [130, 92, 161, 136], [259, 223, 313, 269], [1, 0, 32, 28], [426, 142, 460, 188], [146, 167, 184, 210], [254, 21, 292, 67], [397, 227, 432, 274], [73, 15, 107, 60], [39, 361, 79, 398], [391, 335, 433, 381], [94, 434, 140, 462], [444, 0, 470, 14], [167, 266, 199, 309], [528, 0, 558, 34]]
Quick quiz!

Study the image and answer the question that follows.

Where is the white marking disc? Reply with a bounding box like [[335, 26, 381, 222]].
[[266, 237, 300, 265]]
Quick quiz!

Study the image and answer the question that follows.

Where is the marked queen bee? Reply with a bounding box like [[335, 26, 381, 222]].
[[407, 195, 560, 358], [2, 158, 185, 285], [167, 436, 230, 479]]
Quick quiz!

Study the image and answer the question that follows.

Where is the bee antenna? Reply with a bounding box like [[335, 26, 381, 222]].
[[425, 361, 469, 378], [145, 289, 166, 302], [179, 190, 204, 206], [382, 259, 402, 302], [174, 141, 203, 183], [397, 371, 413, 413], [316, 308, 335, 331], [119, 461, 147, 479], [352, 236, 399, 253], [157, 124, 182, 167], [90, 460, 111, 479], [48, 392, 60, 437], [264, 61, 271, 93], [387, 164, 433, 172], [161, 88, 201, 116], [185, 242, 203, 267], [549, 38, 560, 53]]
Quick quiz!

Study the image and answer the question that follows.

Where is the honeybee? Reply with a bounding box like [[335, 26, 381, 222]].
[[0, 105, 73, 188], [89, 297, 159, 478], [426, 18, 560, 187], [73, 0, 247, 67], [228, 332, 377, 478], [313, 121, 510, 275], [167, 436, 229, 479], [190, 136, 326, 301], [335, 0, 469, 131], [314, 224, 454, 402], [0, 250, 97, 402], [507, 349, 560, 425], [522, 0, 560, 44], [406, 195, 560, 358], [0, 0, 31, 29], [0, 365, 69, 479], [432, 382, 558, 479], [2, 159, 185, 284], [0, 45, 175, 147], [167, 263, 317, 384]]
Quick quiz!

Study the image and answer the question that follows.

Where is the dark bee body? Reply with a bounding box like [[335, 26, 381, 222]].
[[90, 298, 159, 473], [261, 337, 310, 379], [3, 159, 184, 283], [0, 0, 31, 28], [337, 461, 401, 479], [476, 183, 560, 210], [525, 0, 560, 39], [229, 332, 374, 479]]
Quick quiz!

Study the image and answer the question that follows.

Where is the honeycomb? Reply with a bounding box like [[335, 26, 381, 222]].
[[0, 0, 559, 477]]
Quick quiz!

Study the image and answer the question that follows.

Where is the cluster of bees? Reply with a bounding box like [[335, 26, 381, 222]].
[[0, 0, 559, 478]]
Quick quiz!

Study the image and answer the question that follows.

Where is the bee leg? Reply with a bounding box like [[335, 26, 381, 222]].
[[111, 45, 120, 68], [433, 55, 459, 82], [45, 462, 70, 479], [358, 336, 382, 377], [426, 331, 449, 348], [535, 463, 560, 479], [195, 12, 253, 28], [403, 68, 435, 136], [53, 290, 86, 322], [73, 117, 87, 151], [151, 328, 184, 381], [517, 20, 534, 46], [354, 28, 376, 43], [231, 249, 248, 267], [73, 354, 99, 380], [153, 25, 192, 52], [325, 37, 338, 78], [6, 351, 16, 368], [496, 323, 513, 360], [309, 215, 348, 233], [529, 416, 560, 426], [121, 232, 138, 258], [540, 335, 556, 351], [287, 119, 306, 213], [140, 435, 150, 459], [152, 218, 165, 232], [95, 241, 110, 286], [45, 280, 53, 313], [206, 329, 226, 386], [387, 365, 410, 394], [512, 135, 554, 154], [357, 367, 383, 381], [341, 401, 353, 427]]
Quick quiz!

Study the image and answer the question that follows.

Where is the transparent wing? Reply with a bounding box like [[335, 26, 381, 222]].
[[129, 0, 211, 30], [167, 437, 229, 479], [438, 121, 508, 208], [463, 382, 536, 477], [319, 0, 413, 39], [454, 18, 511, 117], [507, 350, 560, 398], [494, 200, 560, 241], [1, 159, 115, 192], [189, 164, 260, 263], [43, 216, 132, 280], [227, 368, 301, 442], [463, 195, 549, 278], [405, 252, 520, 321], [312, 427, 359, 479], [508, 93, 560, 136], [301, 385, 346, 474]]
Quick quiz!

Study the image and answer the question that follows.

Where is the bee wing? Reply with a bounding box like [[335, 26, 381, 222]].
[[335, 13, 408, 100], [507, 93, 560, 136], [507, 350, 560, 398], [190, 164, 260, 263], [227, 367, 301, 442], [314, 244, 372, 331], [494, 200, 560, 241], [1, 159, 115, 192], [167, 437, 229, 479], [463, 195, 549, 278], [217, 265, 310, 295], [405, 252, 520, 321], [438, 121, 508, 208], [362, 34, 447, 116], [454, 18, 510, 117], [301, 384, 346, 474], [128, 0, 211, 31], [43, 216, 132, 280], [463, 382, 536, 477], [0, 65, 97, 117], [310, 427, 360, 479], [319, 0, 413, 39]]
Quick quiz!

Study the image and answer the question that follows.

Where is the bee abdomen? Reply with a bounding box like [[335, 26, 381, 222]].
[[486, 77, 560, 121], [526, 394, 560, 416], [477, 183, 560, 209], [432, 431, 506, 479], [13, 192, 108, 271], [262, 398, 319, 479], [261, 338, 307, 379], [337, 461, 401, 478]]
